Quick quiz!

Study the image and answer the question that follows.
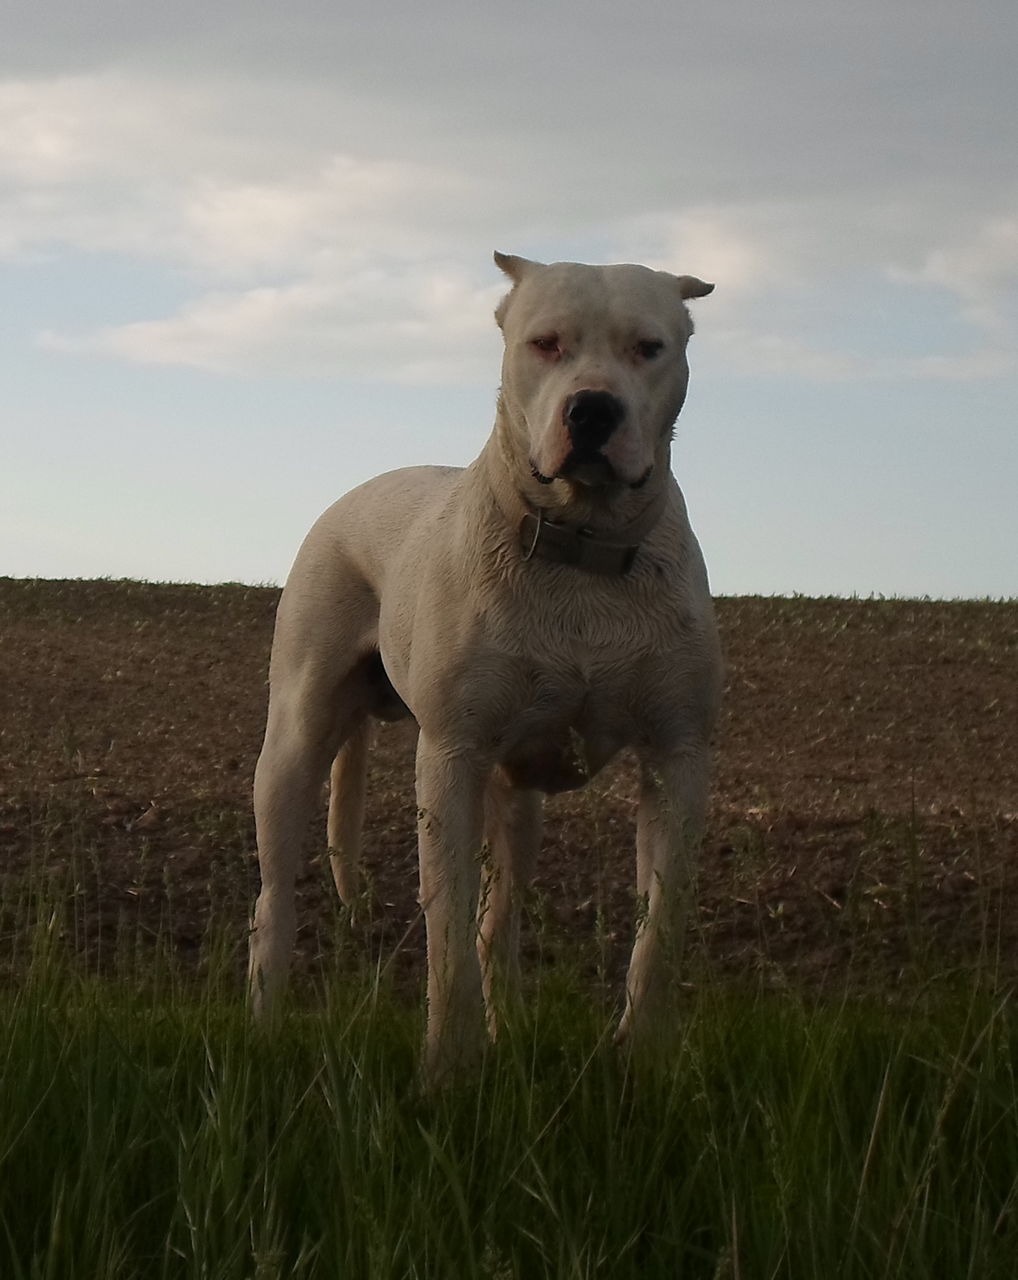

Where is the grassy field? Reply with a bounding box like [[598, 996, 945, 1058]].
[[1, 578, 1017, 1276], [4, 942, 1018, 1277]]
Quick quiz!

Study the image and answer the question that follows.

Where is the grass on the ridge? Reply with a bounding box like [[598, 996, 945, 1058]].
[[2, 921, 1018, 1280]]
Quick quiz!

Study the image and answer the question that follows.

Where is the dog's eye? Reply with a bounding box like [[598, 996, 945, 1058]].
[[636, 339, 664, 360], [530, 335, 561, 357]]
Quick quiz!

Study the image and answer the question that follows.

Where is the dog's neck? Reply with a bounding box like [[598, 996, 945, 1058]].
[[479, 432, 671, 577]]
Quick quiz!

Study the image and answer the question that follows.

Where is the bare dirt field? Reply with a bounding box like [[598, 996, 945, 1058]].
[[1, 578, 1015, 997]]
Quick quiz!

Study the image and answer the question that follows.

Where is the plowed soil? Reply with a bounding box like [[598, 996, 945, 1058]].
[[2, 578, 1016, 998]]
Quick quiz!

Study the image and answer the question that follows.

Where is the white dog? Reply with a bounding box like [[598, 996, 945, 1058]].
[[248, 253, 722, 1080]]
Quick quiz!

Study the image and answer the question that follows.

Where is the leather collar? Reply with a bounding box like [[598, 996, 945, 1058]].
[[520, 510, 637, 576], [517, 484, 669, 577]]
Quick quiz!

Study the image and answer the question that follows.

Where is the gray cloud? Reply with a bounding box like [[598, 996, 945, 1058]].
[[4, 1, 1017, 383]]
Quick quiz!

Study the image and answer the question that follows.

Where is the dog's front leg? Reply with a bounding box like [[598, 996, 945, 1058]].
[[617, 748, 710, 1045], [416, 733, 488, 1083], [478, 773, 543, 1038]]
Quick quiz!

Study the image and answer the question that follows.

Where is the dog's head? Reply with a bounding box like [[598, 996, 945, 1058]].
[[494, 252, 713, 492]]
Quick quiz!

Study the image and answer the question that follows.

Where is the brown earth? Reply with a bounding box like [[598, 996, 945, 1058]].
[[1, 578, 1016, 1000]]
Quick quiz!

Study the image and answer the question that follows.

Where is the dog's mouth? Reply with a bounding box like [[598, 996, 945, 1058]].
[[531, 453, 652, 490], [531, 453, 615, 487], [561, 452, 619, 488]]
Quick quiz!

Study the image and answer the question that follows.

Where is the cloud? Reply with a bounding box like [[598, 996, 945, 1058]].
[[42, 266, 506, 383], [0, 74, 456, 255], [893, 217, 1018, 337], [176, 157, 475, 281], [5, 37, 1018, 387], [0, 74, 229, 259], [615, 205, 1018, 383], [617, 208, 787, 302], [704, 328, 1017, 383]]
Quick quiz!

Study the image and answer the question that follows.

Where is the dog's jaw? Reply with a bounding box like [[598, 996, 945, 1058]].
[[529, 455, 655, 491], [563, 457, 618, 488]]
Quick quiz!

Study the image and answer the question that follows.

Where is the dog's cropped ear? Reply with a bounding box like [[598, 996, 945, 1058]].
[[675, 275, 715, 300], [493, 251, 543, 283], [494, 252, 545, 328]]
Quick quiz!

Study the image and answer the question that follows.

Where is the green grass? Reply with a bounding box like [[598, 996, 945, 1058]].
[[3, 921, 1018, 1280]]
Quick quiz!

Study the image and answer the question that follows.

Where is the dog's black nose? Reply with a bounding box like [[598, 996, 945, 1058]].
[[564, 390, 625, 451]]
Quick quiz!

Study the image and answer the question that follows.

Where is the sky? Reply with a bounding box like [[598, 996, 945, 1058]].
[[2, 0, 1016, 598]]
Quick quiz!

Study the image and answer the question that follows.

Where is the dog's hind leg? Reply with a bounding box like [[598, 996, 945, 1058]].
[[327, 716, 370, 910], [249, 543, 386, 1018], [477, 771, 543, 1038]]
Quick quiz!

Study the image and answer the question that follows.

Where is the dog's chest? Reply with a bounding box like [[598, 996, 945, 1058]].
[[472, 578, 695, 793], [495, 659, 638, 794]]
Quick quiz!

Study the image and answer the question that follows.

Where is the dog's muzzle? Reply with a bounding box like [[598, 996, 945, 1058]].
[[530, 390, 625, 486]]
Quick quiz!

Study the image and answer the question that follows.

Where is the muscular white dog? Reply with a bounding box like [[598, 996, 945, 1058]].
[[249, 253, 722, 1080]]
